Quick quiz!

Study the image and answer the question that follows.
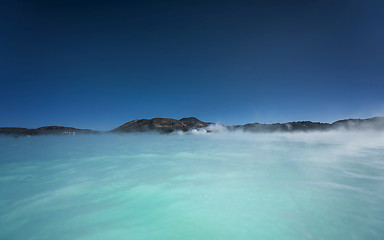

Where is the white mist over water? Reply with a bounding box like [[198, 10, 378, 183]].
[[0, 131, 384, 240]]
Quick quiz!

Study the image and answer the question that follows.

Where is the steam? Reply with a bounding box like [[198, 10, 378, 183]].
[[174, 123, 227, 135], [206, 123, 227, 133], [182, 123, 384, 157]]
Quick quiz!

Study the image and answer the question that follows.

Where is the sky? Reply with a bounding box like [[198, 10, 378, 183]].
[[1, 0, 384, 130]]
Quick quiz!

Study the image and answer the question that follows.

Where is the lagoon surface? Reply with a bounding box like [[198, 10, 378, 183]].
[[1, 131, 384, 240]]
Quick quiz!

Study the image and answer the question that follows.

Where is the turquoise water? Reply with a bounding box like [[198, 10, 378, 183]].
[[0, 132, 383, 240]]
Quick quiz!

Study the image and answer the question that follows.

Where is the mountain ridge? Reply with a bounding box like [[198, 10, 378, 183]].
[[1, 116, 383, 136]]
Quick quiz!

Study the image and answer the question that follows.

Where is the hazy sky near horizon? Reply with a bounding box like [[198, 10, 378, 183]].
[[1, 0, 384, 130]]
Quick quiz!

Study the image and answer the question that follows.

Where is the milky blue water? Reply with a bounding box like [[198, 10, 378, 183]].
[[0, 132, 384, 240]]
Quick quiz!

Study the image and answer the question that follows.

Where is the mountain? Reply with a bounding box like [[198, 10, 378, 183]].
[[231, 121, 329, 132], [0, 126, 97, 136], [233, 117, 384, 132], [331, 117, 384, 130], [112, 117, 211, 133]]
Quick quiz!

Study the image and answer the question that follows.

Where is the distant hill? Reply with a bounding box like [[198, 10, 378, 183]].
[[0, 126, 97, 136], [112, 117, 211, 134], [232, 117, 384, 132]]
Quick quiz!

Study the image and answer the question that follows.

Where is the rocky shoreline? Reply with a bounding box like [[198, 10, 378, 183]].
[[1, 117, 383, 136]]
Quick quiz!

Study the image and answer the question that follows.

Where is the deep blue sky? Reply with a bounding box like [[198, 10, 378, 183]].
[[1, 0, 384, 130]]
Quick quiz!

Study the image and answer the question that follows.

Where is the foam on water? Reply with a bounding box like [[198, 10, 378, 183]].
[[0, 131, 384, 240]]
